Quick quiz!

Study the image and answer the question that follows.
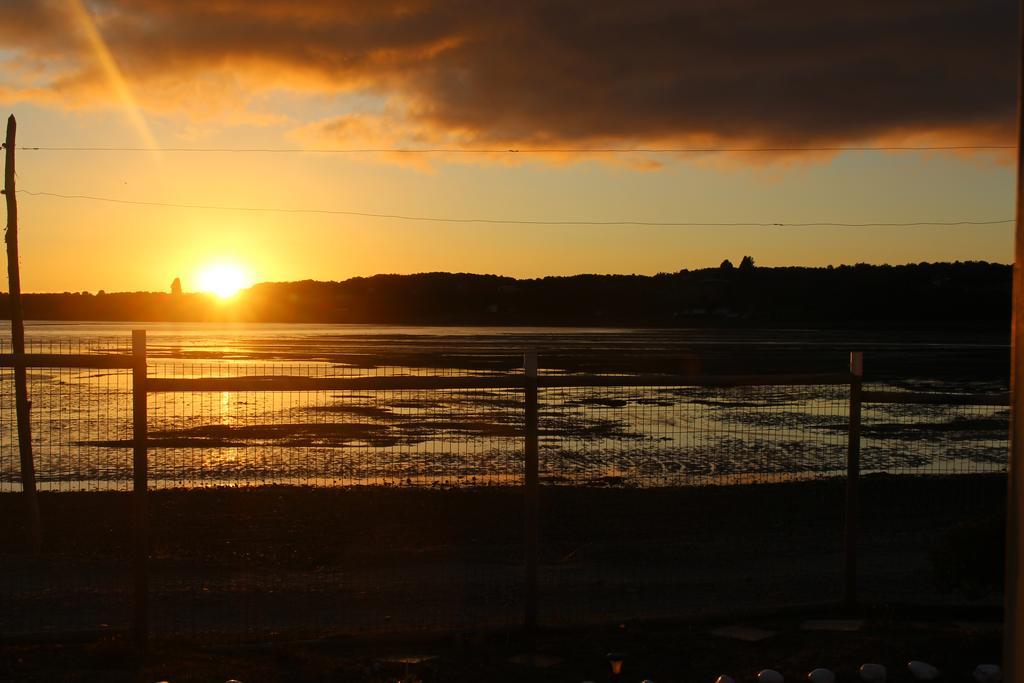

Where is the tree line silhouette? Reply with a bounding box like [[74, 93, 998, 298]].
[[0, 261, 1010, 328]]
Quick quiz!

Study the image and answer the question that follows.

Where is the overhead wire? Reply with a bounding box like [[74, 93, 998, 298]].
[[14, 144, 1016, 153], [17, 190, 1013, 228]]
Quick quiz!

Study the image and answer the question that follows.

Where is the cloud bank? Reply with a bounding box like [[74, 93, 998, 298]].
[[1, 0, 1016, 152]]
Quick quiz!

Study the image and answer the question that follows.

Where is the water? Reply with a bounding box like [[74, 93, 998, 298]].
[[0, 321, 1009, 491]]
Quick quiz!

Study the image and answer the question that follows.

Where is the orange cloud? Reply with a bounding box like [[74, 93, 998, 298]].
[[0, 0, 1016, 160]]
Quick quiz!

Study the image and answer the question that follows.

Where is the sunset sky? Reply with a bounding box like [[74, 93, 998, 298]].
[[0, 0, 1018, 293]]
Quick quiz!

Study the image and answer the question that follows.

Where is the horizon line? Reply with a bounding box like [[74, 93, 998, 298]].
[[4, 259, 1011, 296]]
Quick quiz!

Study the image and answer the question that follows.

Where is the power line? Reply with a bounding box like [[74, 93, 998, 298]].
[[14, 144, 1017, 154], [18, 190, 1013, 228]]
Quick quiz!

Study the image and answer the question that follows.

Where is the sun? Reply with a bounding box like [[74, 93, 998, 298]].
[[196, 263, 249, 299]]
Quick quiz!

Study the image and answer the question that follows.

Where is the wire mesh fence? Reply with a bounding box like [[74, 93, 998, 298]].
[[539, 383, 851, 487], [0, 333, 1010, 642], [0, 337, 134, 637], [861, 382, 1008, 477], [146, 360, 526, 489], [0, 337, 134, 492], [143, 357, 528, 637], [856, 382, 1008, 609], [536, 382, 851, 626]]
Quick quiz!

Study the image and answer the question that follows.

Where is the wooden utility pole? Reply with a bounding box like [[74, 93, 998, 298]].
[[1007, 0, 1024, 673], [4, 115, 40, 554]]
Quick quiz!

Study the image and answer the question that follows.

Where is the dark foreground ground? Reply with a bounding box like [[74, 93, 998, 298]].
[[0, 475, 1006, 678], [0, 613, 1004, 682]]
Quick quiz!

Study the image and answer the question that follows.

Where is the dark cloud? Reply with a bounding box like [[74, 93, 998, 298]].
[[1, 0, 1017, 148]]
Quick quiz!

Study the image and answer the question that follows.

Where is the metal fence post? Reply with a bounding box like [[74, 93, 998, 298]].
[[844, 351, 863, 609], [523, 350, 539, 634], [131, 330, 149, 653]]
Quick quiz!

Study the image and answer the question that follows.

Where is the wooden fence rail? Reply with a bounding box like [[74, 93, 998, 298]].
[[0, 353, 135, 369], [144, 371, 852, 393]]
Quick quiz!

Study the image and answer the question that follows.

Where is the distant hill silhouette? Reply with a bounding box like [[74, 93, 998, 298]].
[[0, 261, 1011, 329]]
